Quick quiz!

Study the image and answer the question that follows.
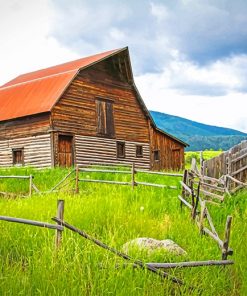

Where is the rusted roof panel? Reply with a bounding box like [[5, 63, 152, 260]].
[[0, 48, 124, 121], [0, 71, 77, 121]]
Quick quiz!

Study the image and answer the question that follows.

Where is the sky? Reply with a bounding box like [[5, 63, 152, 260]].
[[0, 0, 246, 132]]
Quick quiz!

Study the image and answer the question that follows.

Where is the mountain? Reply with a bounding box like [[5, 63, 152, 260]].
[[150, 111, 247, 151]]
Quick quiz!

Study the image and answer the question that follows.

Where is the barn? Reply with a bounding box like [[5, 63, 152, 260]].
[[0, 47, 187, 170]]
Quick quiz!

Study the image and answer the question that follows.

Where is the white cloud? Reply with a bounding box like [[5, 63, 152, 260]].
[[0, 0, 246, 134], [150, 2, 169, 22], [0, 0, 79, 85], [135, 72, 247, 133]]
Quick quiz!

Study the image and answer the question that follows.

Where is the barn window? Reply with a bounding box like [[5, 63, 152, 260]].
[[136, 145, 143, 158], [96, 98, 115, 137], [117, 141, 125, 158], [153, 150, 160, 161], [12, 148, 24, 166]]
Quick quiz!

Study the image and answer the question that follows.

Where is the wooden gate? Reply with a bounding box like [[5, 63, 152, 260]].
[[58, 135, 74, 167]]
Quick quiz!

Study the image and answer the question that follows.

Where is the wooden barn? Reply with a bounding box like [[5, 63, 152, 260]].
[[0, 47, 187, 170]]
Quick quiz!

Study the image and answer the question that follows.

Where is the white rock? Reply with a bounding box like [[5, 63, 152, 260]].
[[122, 238, 186, 255]]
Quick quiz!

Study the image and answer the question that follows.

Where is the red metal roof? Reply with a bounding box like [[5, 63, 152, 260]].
[[0, 48, 123, 121]]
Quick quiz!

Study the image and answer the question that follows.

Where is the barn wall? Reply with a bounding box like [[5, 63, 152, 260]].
[[0, 113, 51, 140], [51, 55, 150, 143], [150, 126, 185, 171], [75, 135, 150, 169], [0, 134, 52, 168]]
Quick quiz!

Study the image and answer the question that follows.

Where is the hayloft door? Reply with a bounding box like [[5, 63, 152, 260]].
[[58, 135, 74, 167]]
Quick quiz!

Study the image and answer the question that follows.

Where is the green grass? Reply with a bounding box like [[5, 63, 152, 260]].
[[185, 150, 223, 168], [0, 168, 246, 295]]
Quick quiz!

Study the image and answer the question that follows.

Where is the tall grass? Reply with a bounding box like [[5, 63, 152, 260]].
[[0, 168, 246, 295]]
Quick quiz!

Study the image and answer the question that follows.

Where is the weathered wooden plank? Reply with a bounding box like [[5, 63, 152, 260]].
[[231, 164, 247, 176], [79, 168, 132, 174], [0, 215, 63, 230], [203, 227, 223, 248], [200, 189, 224, 201], [135, 169, 183, 177], [178, 195, 193, 209], [144, 260, 234, 269], [136, 181, 177, 189], [180, 181, 192, 195], [79, 179, 131, 186]]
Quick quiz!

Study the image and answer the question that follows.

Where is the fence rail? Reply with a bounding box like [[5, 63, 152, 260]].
[[0, 200, 64, 248], [48, 163, 182, 194], [179, 169, 233, 260], [0, 174, 37, 197]]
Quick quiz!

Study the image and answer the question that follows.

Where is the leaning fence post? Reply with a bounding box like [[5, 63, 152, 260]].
[[199, 200, 206, 234], [131, 162, 136, 189], [200, 151, 204, 175], [222, 216, 232, 260], [55, 199, 64, 248], [75, 166, 79, 194], [192, 182, 200, 220], [29, 175, 33, 197]]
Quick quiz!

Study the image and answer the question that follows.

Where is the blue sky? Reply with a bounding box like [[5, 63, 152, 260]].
[[0, 0, 247, 132]]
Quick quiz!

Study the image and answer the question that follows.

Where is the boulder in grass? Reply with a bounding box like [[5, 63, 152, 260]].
[[122, 238, 186, 256]]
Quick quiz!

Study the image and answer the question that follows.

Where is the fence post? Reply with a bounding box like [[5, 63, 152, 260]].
[[29, 175, 33, 197], [222, 216, 232, 260], [55, 199, 64, 248], [181, 170, 188, 210], [189, 178, 195, 218], [200, 151, 204, 175], [75, 166, 79, 194], [131, 162, 136, 190], [192, 182, 200, 220], [226, 153, 232, 191], [199, 200, 206, 234]]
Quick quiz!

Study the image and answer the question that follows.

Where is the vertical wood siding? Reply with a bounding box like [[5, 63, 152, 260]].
[[51, 54, 150, 143], [0, 134, 52, 168], [75, 135, 150, 169], [149, 126, 185, 171]]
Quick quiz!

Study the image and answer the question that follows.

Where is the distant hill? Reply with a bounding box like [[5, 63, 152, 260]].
[[150, 111, 247, 151]]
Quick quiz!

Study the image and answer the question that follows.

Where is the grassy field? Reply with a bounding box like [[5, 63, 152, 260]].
[[185, 150, 223, 168], [0, 167, 246, 295]]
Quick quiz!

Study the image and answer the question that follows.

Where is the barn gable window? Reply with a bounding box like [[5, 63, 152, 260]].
[[117, 141, 125, 158], [96, 98, 115, 137], [12, 148, 24, 166], [136, 145, 143, 158], [153, 150, 160, 161]]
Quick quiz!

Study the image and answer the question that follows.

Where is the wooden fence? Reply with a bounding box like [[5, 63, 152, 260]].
[[202, 140, 247, 191], [0, 174, 39, 197], [180, 170, 233, 260], [0, 186, 234, 288], [50, 163, 183, 194], [0, 200, 64, 248]]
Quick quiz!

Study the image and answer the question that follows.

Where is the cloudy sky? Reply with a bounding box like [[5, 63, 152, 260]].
[[0, 0, 247, 132]]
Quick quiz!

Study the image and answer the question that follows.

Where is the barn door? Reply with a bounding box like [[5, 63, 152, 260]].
[[58, 135, 74, 167]]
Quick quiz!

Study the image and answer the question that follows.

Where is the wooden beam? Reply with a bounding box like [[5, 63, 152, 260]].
[[143, 260, 234, 269], [180, 181, 192, 195], [0, 215, 63, 231], [222, 216, 233, 260], [178, 195, 193, 209]]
